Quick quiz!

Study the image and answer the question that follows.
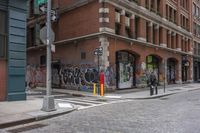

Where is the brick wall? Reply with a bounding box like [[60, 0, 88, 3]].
[[54, 1, 100, 41], [0, 60, 7, 101]]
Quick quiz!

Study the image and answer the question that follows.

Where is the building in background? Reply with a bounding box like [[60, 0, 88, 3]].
[[0, 0, 27, 101], [192, 0, 200, 82], [27, 0, 194, 92]]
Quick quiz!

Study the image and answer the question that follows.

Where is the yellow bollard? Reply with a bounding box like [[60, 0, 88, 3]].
[[100, 84, 104, 96], [93, 83, 96, 96]]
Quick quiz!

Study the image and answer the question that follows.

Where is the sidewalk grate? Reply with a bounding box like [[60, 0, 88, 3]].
[[7, 124, 48, 133]]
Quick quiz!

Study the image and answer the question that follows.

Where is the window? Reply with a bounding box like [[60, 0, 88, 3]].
[[181, 0, 188, 10], [166, 5, 169, 20], [135, 16, 139, 38], [198, 43, 200, 55], [128, 0, 138, 3], [125, 15, 130, 27], [194, 42, 197, 55], [40, 55, 46, 65], [115, 10, 120, 23], [0, 11, 6, 58], [157, 0, 161, 13], [115, 23, 121, 35], [153, 24, 156, 44], [174, 10, 177, 24], [193, 23, 196, 35], [145, 0, 149, 9], [81, 52, 86, 60], [115, 10, 121, 35], [146, 22, 149, 42], [180, 14, 189, 31], [125, 14, 131, 38], [150, 0, 155, 12], [193, 3, 196, 16]]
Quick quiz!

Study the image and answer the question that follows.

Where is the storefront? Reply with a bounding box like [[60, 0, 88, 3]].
[[116, 51, 136, 89], [146, 55, 160, 83], [182, 56, 189, 82], [167, 58, 177, 84], [193, 58, 200, 82]]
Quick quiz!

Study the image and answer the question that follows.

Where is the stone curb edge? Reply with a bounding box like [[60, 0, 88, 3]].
[[0, 107, 77, 129]]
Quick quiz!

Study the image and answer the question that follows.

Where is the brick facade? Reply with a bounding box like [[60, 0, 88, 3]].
[[192, 0, 200, 82], [27, 0, 195, 91], [0, 60, 7, 101]]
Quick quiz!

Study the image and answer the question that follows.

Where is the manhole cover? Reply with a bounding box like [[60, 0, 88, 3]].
[[7, 124, 48, 133]]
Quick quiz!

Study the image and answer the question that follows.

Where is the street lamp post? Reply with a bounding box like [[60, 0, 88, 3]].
[[41, 0, 56, 112]]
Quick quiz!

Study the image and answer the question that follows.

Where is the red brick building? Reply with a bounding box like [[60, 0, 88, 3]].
[[27, 0, 194, 91], [192, 0, 200, 82]]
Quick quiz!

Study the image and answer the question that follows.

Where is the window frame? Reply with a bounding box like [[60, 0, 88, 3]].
[[0, 10, 7, 59]]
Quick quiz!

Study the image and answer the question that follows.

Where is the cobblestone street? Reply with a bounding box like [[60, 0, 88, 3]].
[[2, 89, 200, 133]]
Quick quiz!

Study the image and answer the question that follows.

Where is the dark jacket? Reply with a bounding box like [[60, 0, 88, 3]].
[[149, 74, 157, 86]]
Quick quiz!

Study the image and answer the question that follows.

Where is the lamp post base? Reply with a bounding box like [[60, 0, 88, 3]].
[[41, 96, 56, 112]]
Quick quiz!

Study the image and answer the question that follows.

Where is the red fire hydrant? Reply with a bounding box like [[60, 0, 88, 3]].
[[100, 71, 104, 96]]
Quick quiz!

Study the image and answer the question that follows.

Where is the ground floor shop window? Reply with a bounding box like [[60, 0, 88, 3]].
[[116, 51, 135, 89], [146, 55, 160, 82]]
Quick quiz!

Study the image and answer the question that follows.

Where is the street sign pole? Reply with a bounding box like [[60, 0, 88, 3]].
[[164, 59, 166, 93], [94, 47, 103, 95], [97, 54, 100, 95], [41, 0, 56, 112]]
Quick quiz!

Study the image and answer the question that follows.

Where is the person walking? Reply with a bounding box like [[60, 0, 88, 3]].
[[149, 71, 158, 95]]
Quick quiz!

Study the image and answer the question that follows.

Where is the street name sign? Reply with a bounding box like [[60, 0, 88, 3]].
[[37, 0, 47, 5]]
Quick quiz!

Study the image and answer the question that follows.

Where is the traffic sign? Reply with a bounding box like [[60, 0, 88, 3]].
[[39, 4, 47, 12], [39, 6, 58, 22], [51, 44, 55, 53], [40, 26, 55, 45], [37, 0, 47, 6], [94, 47, 103, 56]]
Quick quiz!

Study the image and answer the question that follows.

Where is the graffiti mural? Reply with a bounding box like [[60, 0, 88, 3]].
[[26, 63, 117, 91], [105, 66, 115, 86], [26, 65, 46, 88], [59, 65, 99, 91], [52, 68, 60, 87]]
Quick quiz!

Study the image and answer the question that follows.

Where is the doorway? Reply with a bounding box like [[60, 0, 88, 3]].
[[116, 51, 136, 89], [167, 58, 176, 84], [146, 55, 160, 83]]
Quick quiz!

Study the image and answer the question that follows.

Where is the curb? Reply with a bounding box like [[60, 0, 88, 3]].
[[130, 92, 177, 100], [0, 107, 77, 129], [0, 118, 35, 129]]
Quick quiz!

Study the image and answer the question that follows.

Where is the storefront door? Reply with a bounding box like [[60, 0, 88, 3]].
[[167, 59, 176, 84], [182, 60, 189, 82], [116, 51, 135, 89]]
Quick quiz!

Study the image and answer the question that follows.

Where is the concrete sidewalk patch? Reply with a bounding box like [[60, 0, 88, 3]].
[[0, 100, 77, 129]]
